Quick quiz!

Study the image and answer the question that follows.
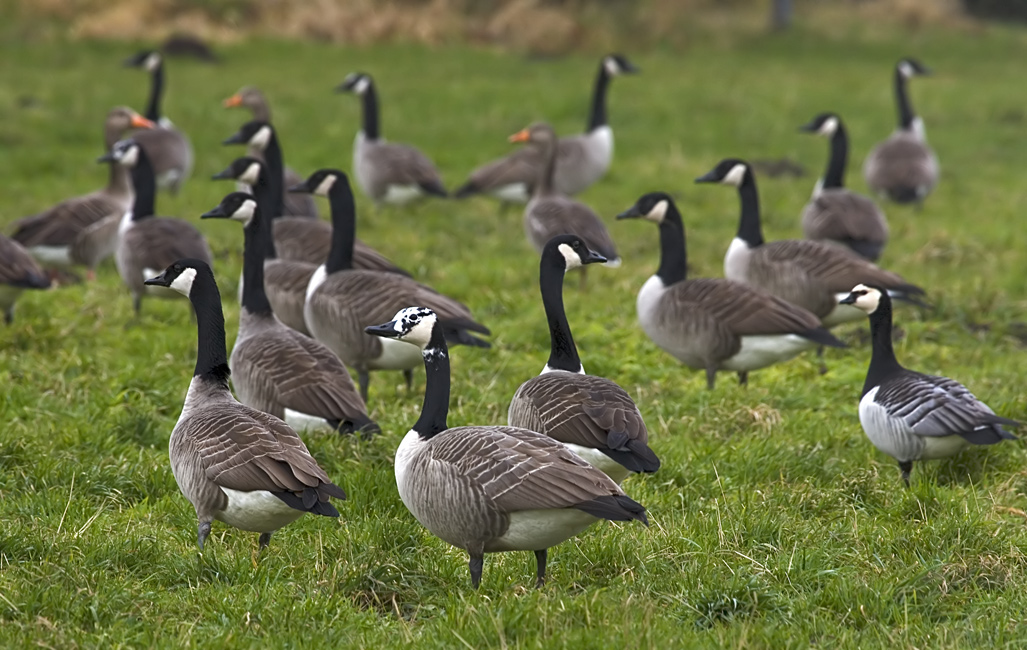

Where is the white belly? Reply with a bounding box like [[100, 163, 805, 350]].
[[821, 297, 865, 328], [919, 435, 969, 460], [721, 334, 815, 371], [284, 409, 332, 433], [30, 245, 72, 268], [562, 442, 629, 484], [491, 182, 530, 203], [490, 508, 598, 552], [382, 184, 425, 204], [217, 487, 305, 533], [370, 336, 422, 370]]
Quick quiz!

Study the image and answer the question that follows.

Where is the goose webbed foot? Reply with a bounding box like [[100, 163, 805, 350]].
[[197, 520, 212, 549], [258, 532, 271, 550], [469, 553, 484, 590], [899, 460, 913, 487], [534, 549, 547, 589]]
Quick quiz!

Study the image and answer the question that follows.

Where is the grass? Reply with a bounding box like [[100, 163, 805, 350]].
[[3, 19, 1027, 649]]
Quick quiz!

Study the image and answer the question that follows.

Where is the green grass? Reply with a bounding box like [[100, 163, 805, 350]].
[[3, 22, 1027, 649]]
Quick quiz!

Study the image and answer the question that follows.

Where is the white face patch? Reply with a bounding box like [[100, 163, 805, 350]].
[[144, 52, 161, 72], [231, 199, 258, 225], [604, 57, 619, 76], [314, 174, 337, 197], [848, 283, 882, 314], [645, 199, 668, 223], [169, 267, 198, 297], [817, 116, 839, 137], [558, 243, 583, 270], [898, 61, 915, 78], [722, 163, 748, 187], [249, 125, 272, 151], [239, 163, 261, 186], [352, 76, 370, 95], [116, 144, 140, 167]]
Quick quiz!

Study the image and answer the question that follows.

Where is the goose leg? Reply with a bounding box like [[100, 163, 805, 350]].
[[358, 370, 370, 403], [705, 366, 717, 390], [197, 520, 212, 549], [403, 369, 414, 392], [4, 308, 12, 325], [816, 346, 828, 375], [133, 295, 142, 316], [899, 460, 913, 487], [258, 532, 272, 550], [534, 549, 548, 589], [737, 371, 749, 387], [468, 552, 485, 590]]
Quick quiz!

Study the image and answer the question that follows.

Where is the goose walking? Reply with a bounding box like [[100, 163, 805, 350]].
[[862, 58, 939, 205], [509, 235, 659, 483], [455, 54, 639, 202], [618, 193, 844, 388], [366, 306, 648, 588], [0, 235, 50, 323], [143, 259, 346, 549], [840, 284, 1018, 484], [336, 72, 447, 204], [799, 112, 888, 261]]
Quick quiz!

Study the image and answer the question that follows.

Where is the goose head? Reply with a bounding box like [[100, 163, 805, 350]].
[[603, 53, 639, 76], [288, 169, 348, 197], [223, 120, 274, 151], [799, 112, 842, 138], [336, 72, 373, 95], [617, 192, 675, 223], [144, 258, 211, 297], [897, 57, 931, 79], [223, 86, 265, 110], [104, 107, 156, 148], [97, 138, 142, 167], [365, 307, 438, 349], [544, 234, 607, 271], [839, 284, 889, 314], [124, 50, 163, 73], [695, 158, 751, 187], [201, 192, 259, 226], [212, 156, 266, 186], [509, 122, 557, 147]]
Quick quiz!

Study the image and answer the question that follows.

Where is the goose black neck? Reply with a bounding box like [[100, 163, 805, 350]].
[[324, 181, 358, 273], [539, 251, 582, 373], [821, 124, 849, 190], [360, 84, 380, 140], [862, 297, 904, 397], [262, 133, 286, 216], [656, 202, 688, 286], [586, 63, 612, 131], [189, 270, 230, 387], [246, 172, 279, 261], [145, 64, 164, 122], [894, 69, 916, 130], [735, 173, 764, 248], [413, 325, 450, 439], [129, 149, 157, 219], [240, 206, 274, 316]]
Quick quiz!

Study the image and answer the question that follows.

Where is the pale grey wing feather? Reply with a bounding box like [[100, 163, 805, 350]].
[[272, 218, 331, 264], [132, 126, 193, 186], [464, 146, 544, 192], [665, 278, 824, 335], [0, 236, 48, 286], [123, 218, 213, 270], [877, 372, 1012, 437], [525, 197, 618, 259], [11, 191, 124, 247], [370, 141, 445, 187], [264, 259, 316, 335], [865, 135, 938, 191], [802, 189, 888, 243], [72, 213, 123, 268], [279, 331, 368, 418]]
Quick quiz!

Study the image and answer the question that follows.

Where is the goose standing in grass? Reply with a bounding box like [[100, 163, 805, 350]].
[[10, 107, 155, 278], [296, 169, 489, 402], [222, 87, 319, 218], [123, 50, 193, 195], [335, 72, 447, 205], [840, 284, 1018, 485], [107, 139, 212, 315], [862, 58, 939, 205], [617, 193, 844, 388], [365, 306, 648, 589], [511, 123, 620, 288], [799, 112, 888, 261], [509, 235, 659, 483], [143, 259, 346, 550], [0, 235, 50, 324], [201, 192, 378, 436], [455, 54, 639, 203]]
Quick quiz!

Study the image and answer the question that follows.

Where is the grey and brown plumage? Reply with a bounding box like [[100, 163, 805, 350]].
[[0, 235, 50, 323]]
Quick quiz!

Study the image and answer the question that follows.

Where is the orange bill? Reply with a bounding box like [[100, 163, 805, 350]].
[[508, 129, 531, 143], [223, 93, 243, 108], [131, 114, 157, 129]]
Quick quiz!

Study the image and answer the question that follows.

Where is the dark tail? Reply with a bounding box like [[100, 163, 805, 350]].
[[443, 327, 491, 349], [801, 327, 846, 348], [840, 238, 883, 262], [573, 494, 648, 526], [419, 180, 448, 198], [453, 181, 479, 199], [14, 272, 51, 290], [889, 285, 931, 310], [273, 483, 346, 517], [330, 415, 381, 439], [601, 434, 661, 473]]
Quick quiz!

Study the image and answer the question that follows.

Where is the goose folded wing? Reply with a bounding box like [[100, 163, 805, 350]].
[[811, 192, 888, 242], [128, 219, 211, 268], [527, 199, 617, 257], [874, 138, 936, 185], [411, 282, 490, 334], [272, 218, 331, 262], [0, 237, 48, 286], [11, 193, 121, 247], [762, 239, 910, 294], [377, 143, 444, 186], [465, 146, 543, 191], [276, 333, 367, 416], [876, 373, 1016, 437], [665, 278, 823, 335]]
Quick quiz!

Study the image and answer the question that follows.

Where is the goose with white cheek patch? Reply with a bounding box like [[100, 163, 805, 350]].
[[143, 259, 346, 550], [123, 50, 193, 195], [799, 112, 888, 261], [106, 139, 212, 315], [862, 58, 939, 206], [298, 169, 490, 402], [336, 72, 448, 205], [0, 235, 50, 324], [455, 54, 639, 203], [366, 306, 648, 589], [618, 193, 844, 389], [841, 284, 1019, 485], [508, 235, 659, 483], [201, 192, 378, 436]]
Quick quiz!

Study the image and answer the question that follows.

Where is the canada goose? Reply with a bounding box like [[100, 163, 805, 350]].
[[201, 192, 378, 436], [799, 112, 888, 261], [365, 306, 648, 588], [862, 58, 939, 205], [10, 107, 155, 278], [455, 54, 639, 202], [508, 235, 659, 483], [511, 123, 620, 288], [297, 169, 490, 401], [696, 159, 926, 329], [840, 284, 1019, 485], [143, 259, 346, 550], [222, 86, 319, 219], [0, 235, 50, 323], [123, 50, 193, 195], [618, 193, 845, 389], [105, 139, 212, 315], [335, 72, 447, 204]]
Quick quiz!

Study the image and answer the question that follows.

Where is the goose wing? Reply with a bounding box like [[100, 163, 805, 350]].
[[865, 135, 938, 190], [11, 191, 123, 247], [132, 126, 193, 187], [803, 189, 888, 244], [370, 142, 446, 193], [272, 218, 332, 264], [661, 278, 824, 335], [525, 197, 619, 260], [0, 235, 49, 288], [457, 146, 543, 196], [123, 218, 212, 270]]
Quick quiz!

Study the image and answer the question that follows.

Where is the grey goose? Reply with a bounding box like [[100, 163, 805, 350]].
[[366, 306, 648, 588], [10, 107, 155, 278], [123, 51, 194, 195], [0, 235, 50, 324], [201, 192, 378, 436], [862, 58, 939, 205], [298, 169, 490, 401], [696, 159, 926, 329], [799, 112, 888, 261], [223, 86, 320, 218], [618, 193, 844, 389], [143, 259, 346, 550], [455, 54, 638, 202], [336, 72, 448, 204], [840, 284, 1019, 485], [106, 139, 212, 315], [508, 235, 659, 483]]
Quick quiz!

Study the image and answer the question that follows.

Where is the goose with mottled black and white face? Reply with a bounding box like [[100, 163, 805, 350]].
[[288, 169, 343, 198], [365, 307, 439, 349], [695, 159, 750, 187], [97, 139, 142, 168]]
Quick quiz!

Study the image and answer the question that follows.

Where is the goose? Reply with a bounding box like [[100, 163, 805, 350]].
[[840, 284, 1019, 485], [106, 139, 212, 315], [799, 112, 888, 261], [862, 58, 939, 205], [0, 235, 51, 324], [10, 107, 155, 278], [335, 72, 447, 204], [142, 259, 346, 550], [508, 235, 659, 483], [123, 50, 194, 195], [511, 123, 620, 288], [222, 86, 319, 219], [365, 306, 648, 588], [201, 192, 378, 436], [455, 54, 639, 202], [695, 159, 926, 330], [617, 193, 845, 388], [298, 169, 490, 401]]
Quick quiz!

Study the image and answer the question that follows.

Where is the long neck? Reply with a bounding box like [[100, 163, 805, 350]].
[[129, 152, 157, 219], [735, 173, 764, 248], [107, 160, 133, 196], [821, 124, 849, 190], [360, 85, 380, 140], [189, 272, 230, 387], [145, 64, 164, 122], [240, 207, 274, 316], [324, 182, 357, 273], [413, 326, 450, 439], [862, 299, 904, 397], [539, 254, 582, 373], [656, 205, 688, 286], [894, 69, 916, 130], [586, 63, 612, 131], [247, 172, 279, 260], [535, 138, 558, 197], [262, 134, 286, 216]]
